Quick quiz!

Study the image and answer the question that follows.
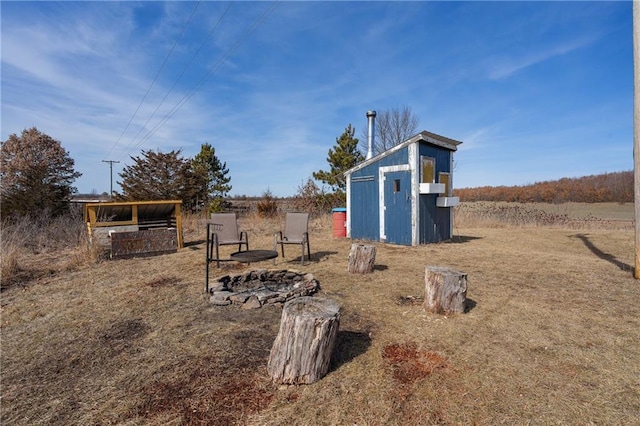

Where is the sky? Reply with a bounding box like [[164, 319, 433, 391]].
[[1, 1, 634, 197]]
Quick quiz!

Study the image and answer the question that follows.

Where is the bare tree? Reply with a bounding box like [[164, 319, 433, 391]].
[[360, 106, 420, 155]]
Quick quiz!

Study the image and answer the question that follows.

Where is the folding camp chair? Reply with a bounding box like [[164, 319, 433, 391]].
[[207, 213, 248, 268], [273, 212, 311, 265]]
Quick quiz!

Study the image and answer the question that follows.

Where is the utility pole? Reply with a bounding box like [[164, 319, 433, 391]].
[[634, 0, 639, 278], [102, 160, 120, 199]]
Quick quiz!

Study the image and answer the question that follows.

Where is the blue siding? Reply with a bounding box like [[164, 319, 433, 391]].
[[348, 140, 455, 245], [433, 203, 452, 241], [418, 144, 451, 175], [384, 170, 412, 245], [418, 141, 452, 243], [350, 162, 379, 240], [378, 147, 411, 244], [378, 148, 408, 168], [418, 194, 451, 243], [418, 194, 435, 243]]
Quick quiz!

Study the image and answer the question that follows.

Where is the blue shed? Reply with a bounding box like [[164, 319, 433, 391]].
[[345, 130, 462, 246]]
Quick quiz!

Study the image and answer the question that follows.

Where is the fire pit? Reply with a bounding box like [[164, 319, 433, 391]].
[[209, 269, 320, 309]]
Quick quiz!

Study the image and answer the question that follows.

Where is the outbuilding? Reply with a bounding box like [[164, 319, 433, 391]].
[[345, 130, 462, 246], [84, 200, 183, 257]]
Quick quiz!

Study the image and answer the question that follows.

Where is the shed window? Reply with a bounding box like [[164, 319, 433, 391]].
[[421, 157, 435, 183], [393, 179, 401, 192], [439, 172, 451, 196]]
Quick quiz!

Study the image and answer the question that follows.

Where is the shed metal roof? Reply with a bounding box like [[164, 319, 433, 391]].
[[84, 200, 182, 222], [411, 130, 462, 151], [345, 130, 462, 176]]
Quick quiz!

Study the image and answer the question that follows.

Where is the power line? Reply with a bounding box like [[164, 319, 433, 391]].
[[106, 1, 202, 159], [126, 1, 280, 156], [116, 1, 233, 160]]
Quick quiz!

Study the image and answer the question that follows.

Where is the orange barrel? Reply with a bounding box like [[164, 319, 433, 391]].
[[332, 207, 347, 238]]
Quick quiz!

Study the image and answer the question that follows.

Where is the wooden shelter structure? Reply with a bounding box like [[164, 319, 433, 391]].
[[84, 200, 183, 258]]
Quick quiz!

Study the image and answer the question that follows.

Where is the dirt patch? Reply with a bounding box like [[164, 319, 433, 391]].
[[137, 358, 275, 425], [98, 318, 151, 358], [101, 318, 150, 341], [145, 276, 182, 288], [132, 307, 281, 424], [382, 342, 448, 385], [124, 310, 280, 422], [396, 295, 424, 306]]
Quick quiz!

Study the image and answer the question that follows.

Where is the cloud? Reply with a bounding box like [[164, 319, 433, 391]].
[[1, 1, 631, 196], [458, 126, 498, 151], [486, 36, 598, 80]]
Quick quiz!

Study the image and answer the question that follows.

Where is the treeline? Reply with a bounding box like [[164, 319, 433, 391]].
[[454, 171, 633, 203]]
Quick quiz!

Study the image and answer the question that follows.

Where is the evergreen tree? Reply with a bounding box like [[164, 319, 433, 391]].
[[191, 143, 231, 211], [313, 124, 364, 193], [117, 149, 197, 208], [1, 127, 81, 218]]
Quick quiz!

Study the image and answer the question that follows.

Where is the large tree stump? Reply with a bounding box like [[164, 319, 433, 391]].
[[424, 266, 468, 314], [347, 243, 376, 274], [267, 297, 340, 384]]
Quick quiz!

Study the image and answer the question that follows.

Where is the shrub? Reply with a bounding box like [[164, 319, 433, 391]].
[[0, 208, 100, 285], [208, 197, 231, 213], [292, 178, 346, 215], [257, 189, 279, 218], [0, 224, 25, 280]]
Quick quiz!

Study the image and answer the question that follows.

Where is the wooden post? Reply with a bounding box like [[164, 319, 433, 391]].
[[633, 0, 640, 278], [347, 243, 376, 274], [267, 297, 340, 384], [424, 266, 467, 314]]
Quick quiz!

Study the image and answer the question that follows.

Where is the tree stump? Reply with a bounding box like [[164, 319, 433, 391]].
[[347, 243, 376, 274], [267, 297, 340, 384], [424, 266, 468, 314]]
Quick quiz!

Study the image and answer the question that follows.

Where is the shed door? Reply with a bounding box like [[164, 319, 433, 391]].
[[383, 171, 412, 245]]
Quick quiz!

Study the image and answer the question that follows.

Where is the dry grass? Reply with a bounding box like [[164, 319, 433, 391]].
[[455, 201, 633, 229], [2, 204, 639, 425], [1, 210, 102, 289]]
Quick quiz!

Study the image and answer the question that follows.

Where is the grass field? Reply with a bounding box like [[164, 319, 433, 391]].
[[1, 203, 639, 425]]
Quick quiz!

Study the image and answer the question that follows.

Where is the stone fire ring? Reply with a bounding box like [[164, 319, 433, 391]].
[[209, 269, 320, 309]]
